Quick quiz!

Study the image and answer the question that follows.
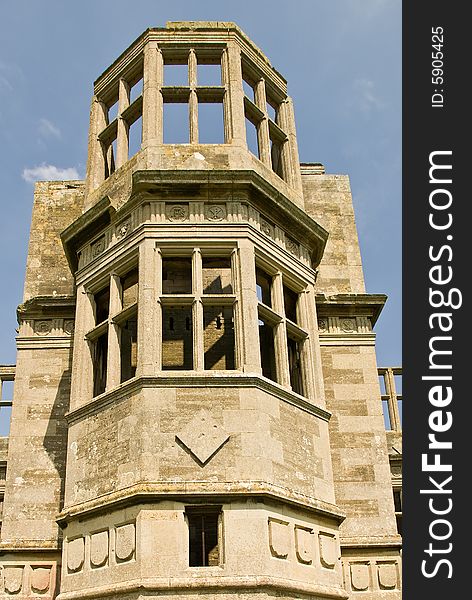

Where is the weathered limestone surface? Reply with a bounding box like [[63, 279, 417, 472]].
[[303, 172, 365, 294], [23, 181, 85, 301], [0, 21, 400, 600]]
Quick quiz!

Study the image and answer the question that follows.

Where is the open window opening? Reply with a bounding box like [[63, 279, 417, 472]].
[[162, 306, 193, 370], [393, 488, 402, 536], [198, 102, 224, 144], [287, 336, 303, 395], [187, 506, 221, 567], [256, 268, 272, 307], [163, 102, 189, 144], [259, 317, 277, 382], [283, 284, 298, 323], [202, 257, 232, 294], [197, 62, 221, 86], [162, 258, 192, 294], [0, 375, 14, 437], [128, 115, 142, 160], [92, 332, 108, 396], [164, 62, 189, 86], [203, 306, 235, 370]]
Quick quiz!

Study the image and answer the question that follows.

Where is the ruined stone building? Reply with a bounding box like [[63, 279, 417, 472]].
[[0, 22, 402, 600]]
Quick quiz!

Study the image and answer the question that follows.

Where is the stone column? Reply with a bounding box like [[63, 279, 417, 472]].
[[137, 239, 159, 376], [283, 97, 303, 194], [106, 274, 122, 390], [116, 78, 130, 168], [225, 42, 246, 146], [192, 248, 204, 371], [297, 289, 317, 402], [272, 271, 290, 388], [85, 97, 107, 196], [254, 78, 271, 167], [305, 283, 326, 407], [142, 40, 163, 147], [238, 240, 261, 373], [70, 285, 95, 410], [188, 49, 199, 144]]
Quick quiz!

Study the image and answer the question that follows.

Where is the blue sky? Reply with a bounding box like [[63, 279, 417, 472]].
[[0, 0, 401, 367]]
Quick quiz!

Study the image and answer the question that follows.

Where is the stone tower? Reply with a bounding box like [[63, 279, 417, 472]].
[[0, 22, 402, 600]]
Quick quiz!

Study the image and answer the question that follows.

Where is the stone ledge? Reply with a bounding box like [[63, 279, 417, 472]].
[[57, 481, 346, 526], [55, 574, 349, 600], [66, 373, 331, 425]]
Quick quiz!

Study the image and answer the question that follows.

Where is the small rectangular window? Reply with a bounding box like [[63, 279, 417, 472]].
[[120, 316, 137, 383], [202, 257, 232, 294], [245, 117, 259, 157], [382, 399, 392, 430], [197, 62, 221, 86], [198, 103, 224, 144], [162, 306, 193, 370], [94, 286, 110, 325], [187, 507, 221, 567], [121, 268, 139, 309], [283, 285, 298, 323], [256, 268, 272, 307], [287, 336, 303, 395], [92, 332, 108, 396], [163, 102, 189, 144], [162, 258, 192, 294], [259, 317, 277, 382], [164, 63, 189, 86], [203, 306, 235, 370]]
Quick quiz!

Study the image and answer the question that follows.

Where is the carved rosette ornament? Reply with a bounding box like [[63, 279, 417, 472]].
[[167, 204, 189, 222], [206, 204, 226, 221], [34, 320, 52, 336]]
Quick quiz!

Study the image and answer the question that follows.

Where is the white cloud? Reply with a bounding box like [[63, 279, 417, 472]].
[[38, 118, 61, 139], [22, 163, 80, 183], [351, 78, 385, 115]]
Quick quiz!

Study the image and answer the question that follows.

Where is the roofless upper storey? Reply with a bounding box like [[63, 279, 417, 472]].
[[85, 21, 305, 210]]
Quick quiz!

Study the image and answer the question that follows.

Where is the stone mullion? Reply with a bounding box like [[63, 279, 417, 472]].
[[155, 249, 163, 370], [225, 42, 246, 146], [296, 290, 316, 401], [284, 97, 303, 194], [192, 248, 204, 371], [137, 240, 158, 376], [254, 79, 271, 167], [85, 96, 107, 195], [142, 41, 163, 146], [106, 274, 122, 391], [188, 50, 199, 144], [221, 49, 231, 143], [276, 100, 293, 186], [230, 249, 242, 370], [238, 240, 261, 373], [271, 272, 290, 389], [116, 78, 130, 169], [70, 285, 95, 410], [303, 284, 326, 405], [386, 368, 401, 431]]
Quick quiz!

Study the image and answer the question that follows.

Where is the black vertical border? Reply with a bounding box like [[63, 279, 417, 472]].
[[403, 3, 467, 597]]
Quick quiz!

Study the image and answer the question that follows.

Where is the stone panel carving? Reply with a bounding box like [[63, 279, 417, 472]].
[[63, 320, 75, 335], [206, 204, 226, 221], [285, 236, 299, 256], [34, 320, 52, 336], [3, 566, 24, 594], [31, 566, 51, 594], [166, 204, 189, 222], [90, 530, 109, 568], [294, 525, 313, 564], [115, 523, 136, 562], [260, 218, 275, 239], [268, 518, 290, 559], [318, 532, 337, 568], [350, 562, 370, 591], [377, 562, 398, 589], [317, 319, 327, 333], [340, 318, 356, 333], [116, 217, 131, 240], [67, 537, 85, 573], [91, 236, 105, 257], [176, 409, 230, 465]]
